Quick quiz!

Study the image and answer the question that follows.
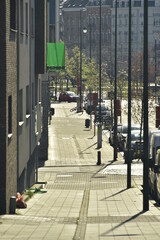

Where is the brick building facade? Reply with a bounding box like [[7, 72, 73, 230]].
[[0, 0, 18, 214], [0, 0, 50, 214], [62, 0, 112, 65]]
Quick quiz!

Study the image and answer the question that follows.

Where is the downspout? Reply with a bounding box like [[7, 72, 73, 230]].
[[17, 0, 20, 182], [29, 0, 32, 172]]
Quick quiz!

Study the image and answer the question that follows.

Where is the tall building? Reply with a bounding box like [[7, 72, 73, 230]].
[[111, 0, 160, 75], [0, 0, 18, 214], [0, 0, 49, 214], [62, 0, 112, 65]]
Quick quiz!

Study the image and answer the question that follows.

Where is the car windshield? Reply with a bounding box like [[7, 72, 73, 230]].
[[67, 92, 77, 97], [96, 105, 109, 111], [122, 126, 128, 133], [131, 133, 143, 141]]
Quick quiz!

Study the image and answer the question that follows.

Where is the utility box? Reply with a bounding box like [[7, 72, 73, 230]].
[[86, 93, 98, 114]]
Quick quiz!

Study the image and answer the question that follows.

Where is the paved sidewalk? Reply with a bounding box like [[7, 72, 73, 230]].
[[0, 102, 160, 239]]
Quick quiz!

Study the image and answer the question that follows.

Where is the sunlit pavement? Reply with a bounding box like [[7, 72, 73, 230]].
[[0, 102, 160, 240]]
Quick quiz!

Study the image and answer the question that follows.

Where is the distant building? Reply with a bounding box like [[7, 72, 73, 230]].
[[111, 0, 160, 74], [62, 0, 112, 65], [62, 0, 160, 81]]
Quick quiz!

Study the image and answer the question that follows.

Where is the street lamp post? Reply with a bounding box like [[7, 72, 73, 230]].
[[97, 0, 102, 149], [127, 0, 132, 188], [143, 0, 149, 212], [79, 9, 83, 112], [89, 18, 92, 60], [155, 38, 157, 103], [114, 0, 118, 160], [79, 8, 87, 113]]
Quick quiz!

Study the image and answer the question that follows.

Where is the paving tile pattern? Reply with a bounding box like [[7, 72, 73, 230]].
[[1, 103, 160, 240]]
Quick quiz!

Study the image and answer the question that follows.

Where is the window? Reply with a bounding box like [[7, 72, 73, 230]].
[[18, 89, 23, 121], [26, 86, 30, 114], [8, 96, 12, 134], [32, 83, 35, 110], [20, 0, 23, 32], [35, 79, 38, 106], [148, 1, 155, 7], [31, 8, 34, 36], [134, 1, 141, 7], [25, 3, 28, 34], [10, 0, 16, 30]]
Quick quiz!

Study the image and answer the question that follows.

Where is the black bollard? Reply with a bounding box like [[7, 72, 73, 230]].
[[97, 151, 101, 165], [9, 196, 16, 214]]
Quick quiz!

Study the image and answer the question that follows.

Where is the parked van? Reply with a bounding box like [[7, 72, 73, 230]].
[[148, 129, 160, 158], [149, 133, 160, 198], [155, 149, 160, 203], [149, 133, 160, 163]]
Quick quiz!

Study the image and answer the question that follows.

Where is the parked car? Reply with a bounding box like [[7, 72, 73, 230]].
[[149, 133, 160, 164], [59, 91, 79, 102], [149, 133, 160, 197], [155, 149, 160, 203], [148, 129, 160, 158], [149, 147, 160, 203], [123, 130, 143, 162], [109, 124, 122, 146], [118, 124, 141, 151]]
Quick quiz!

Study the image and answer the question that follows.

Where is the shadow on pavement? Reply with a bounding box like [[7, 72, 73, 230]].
[[79, 142, 97, 153], [100, 188, 127, 201], [100, 211, 144, 237]]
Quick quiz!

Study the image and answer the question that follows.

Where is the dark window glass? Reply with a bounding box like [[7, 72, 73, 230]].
[[148, 1, 155, 7], [20, 0, 24, 32], [10, 0, 16, 29], [8, 96, 12, 134], [134, 1, 141, 7]]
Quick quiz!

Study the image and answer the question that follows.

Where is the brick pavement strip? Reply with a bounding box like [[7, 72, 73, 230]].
[[1, 103, 160, 239]]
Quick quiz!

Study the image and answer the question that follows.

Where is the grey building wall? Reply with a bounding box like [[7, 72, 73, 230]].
[[0, 0, 17, 214], [35, 0, 50, 161], [17, 0, 42, 192], [39, 75, 50, 161], [18, 0, 31, 182]]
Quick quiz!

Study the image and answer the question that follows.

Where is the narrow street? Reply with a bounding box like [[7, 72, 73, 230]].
[[1, 102, 160, 240]]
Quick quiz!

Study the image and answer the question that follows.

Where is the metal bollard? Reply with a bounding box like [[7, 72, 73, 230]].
[[97, 151, 101, 165], [9, 196, 16, 214]]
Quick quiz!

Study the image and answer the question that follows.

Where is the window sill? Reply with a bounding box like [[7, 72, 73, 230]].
[[8, 133, 13, 139], [10, 28, 18, 33], [20, 31, 25, 35], [19, 121, 24, 127], [26, 114, 30, 119]]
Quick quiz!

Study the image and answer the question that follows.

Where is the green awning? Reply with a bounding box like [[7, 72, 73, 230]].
[[47, 42, 65, 71]]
